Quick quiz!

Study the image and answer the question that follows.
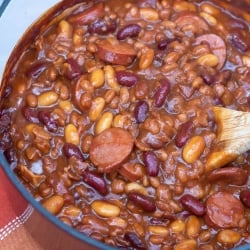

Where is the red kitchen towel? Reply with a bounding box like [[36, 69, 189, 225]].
[[0, 167, 42, 249]]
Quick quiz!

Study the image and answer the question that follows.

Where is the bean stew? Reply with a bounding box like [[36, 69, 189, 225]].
[[1, 0, 250, 249]]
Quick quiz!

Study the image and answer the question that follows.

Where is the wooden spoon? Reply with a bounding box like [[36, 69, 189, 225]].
[[206, 106, 250, 172]]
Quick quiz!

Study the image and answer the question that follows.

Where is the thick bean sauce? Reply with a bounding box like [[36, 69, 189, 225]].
[[1, 0, 250, 249]]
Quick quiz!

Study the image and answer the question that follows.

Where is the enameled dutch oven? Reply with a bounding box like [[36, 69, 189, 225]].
[[0, 0, 250, 249]]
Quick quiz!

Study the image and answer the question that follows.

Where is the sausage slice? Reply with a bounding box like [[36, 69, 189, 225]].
[[205, 191, 245, 228], [67, 3, 105, 25], [175, 13, 209, 34], [195, 34, 227, 69], [207, 167, 248, 186], [95, 39, 137, 66], [89, 127, 134, 173]]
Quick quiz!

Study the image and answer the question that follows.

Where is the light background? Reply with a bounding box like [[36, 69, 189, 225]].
[[0, 0, 59, 79]]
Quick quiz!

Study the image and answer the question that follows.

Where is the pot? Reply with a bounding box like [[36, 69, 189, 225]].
[[0, 0, 250, 249]]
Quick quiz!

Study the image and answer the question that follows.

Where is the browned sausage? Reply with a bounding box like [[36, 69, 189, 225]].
[[207, 167, 248, 186], [205, 191, 245, 228], [195, 34, 226, 69], [119, 162, 145, 182], [95, 39, 137, 66], [89, 127, 134, 173], [175, 13, 209, 34], [67, 3, 105, 25]]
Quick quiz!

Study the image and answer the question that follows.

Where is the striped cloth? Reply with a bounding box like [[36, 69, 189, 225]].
[[0, 168, 42, 249]]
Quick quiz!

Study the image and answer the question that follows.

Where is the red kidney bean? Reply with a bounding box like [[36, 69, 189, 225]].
[[240, 189, 250, 208], [63, 58, 82, 80], [22, 106, 39, 123], [134, 100, 149, 123], [154, 79, 170, 107], [143, 151, 159, 177], [82, 170, 108, 196], [63, 143, 84, 161], [38, 110, 58, 132], [116, 71, 139, 87], [88, 19, 117, 35], [127, 192, 156, 212], [157, 38, 177, 50], [228, 30, 249, 52], [124, 232, 147, 250], [175, 120, 193, 148], [25, 61, 50, 79], [180, 194, 205, 216], [117, 24, 142, 40]]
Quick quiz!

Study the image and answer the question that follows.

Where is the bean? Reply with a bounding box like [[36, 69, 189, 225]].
[[182, 135, 205, 164], [125, 182, 147, 195], [88, 18, 117, 35], [154, 79, 170, 107], [139, 7, 159, 21], [25, 61, 50, 79], [143, 151, 160, 177], [197, 54, 219, 67], [170, 219, 185, 233], [26, 94, 38, 107], [116, 71, 139, 87], [104, 65, 120, 92], [62, 143, 84, 160], [38, 111, 58, 132], [89, 97, 105, 121], [90, 68, 105, 88], [38, 91, 58, 107], [117, 24, 142, 40], [200, 12, 217, 26], [63, 58, 81, 80], [42, 195, 64, 215], [217, 229, 241, 245], [228, 30, 249, 52], [175, 121, 193, 148], [124, 232, 147, 250], [148, 225, 169, 236], [95, 111, 113, 134], [82, 170, 108, 195], [186, 215, 201, 238], [134, 100, 149, 123], [127, 192, 156, 212], [58, 20, 73, 39], [139, 48, 154, 69], [200, 3, 220, 15], [64, 124, 80, 145], [175, 239, 197, 250], [240, 189, 250, 208], [22, 106, 39, 123], [91, 200, 120, 217], [180, 194, 205, 216]]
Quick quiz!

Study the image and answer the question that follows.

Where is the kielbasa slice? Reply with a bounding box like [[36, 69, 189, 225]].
[[95, 39, 137, 66], [67, 3, 105, 25], [207, 167, 248, 186], [89, 127, 134, 173], [195, 34, 227, 69], [205, 191, 245, 229], [175, 13, 209, 34]]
